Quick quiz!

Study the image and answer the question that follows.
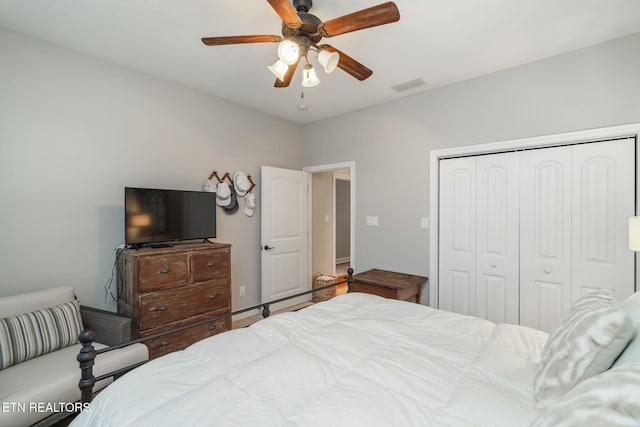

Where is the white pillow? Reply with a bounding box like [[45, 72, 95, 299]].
[[533, 290, 633, 407], [612, 291, 640, 367], [530, 362, 640, 427]]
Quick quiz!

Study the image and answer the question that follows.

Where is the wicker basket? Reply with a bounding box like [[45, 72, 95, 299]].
[[312, 273, 337, 302]]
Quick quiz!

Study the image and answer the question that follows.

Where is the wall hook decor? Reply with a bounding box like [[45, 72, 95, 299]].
[[207, 170, 256, 193]]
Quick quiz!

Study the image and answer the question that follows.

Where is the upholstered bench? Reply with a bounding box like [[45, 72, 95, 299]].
[[0, 287, 148, 426]]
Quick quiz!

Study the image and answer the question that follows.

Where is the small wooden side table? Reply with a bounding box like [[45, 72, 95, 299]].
[[352, 269, 428, 304]]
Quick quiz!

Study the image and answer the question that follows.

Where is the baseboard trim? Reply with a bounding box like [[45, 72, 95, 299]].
[[336, 257, 350, 264]]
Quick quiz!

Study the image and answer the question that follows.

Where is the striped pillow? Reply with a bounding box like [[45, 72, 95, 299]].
[[0, 299, 84, 370]]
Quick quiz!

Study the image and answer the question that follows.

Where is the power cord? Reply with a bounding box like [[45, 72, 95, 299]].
[[104, 246, 125, 305]]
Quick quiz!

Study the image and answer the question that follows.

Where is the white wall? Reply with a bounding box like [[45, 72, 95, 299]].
[[0, 28, 303, 311], [302, 33, 640, 293]]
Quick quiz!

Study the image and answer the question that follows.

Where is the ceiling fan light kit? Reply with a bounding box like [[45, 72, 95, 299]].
[[268, 60, 289, 81], [277, 39, 300, 65], [301, 63, 320, 87], [201, 0, 400, 90], [317, 49, 339, 73]]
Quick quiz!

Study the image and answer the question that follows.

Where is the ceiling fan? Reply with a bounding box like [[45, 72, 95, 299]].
[[201, 0, 400, 88]]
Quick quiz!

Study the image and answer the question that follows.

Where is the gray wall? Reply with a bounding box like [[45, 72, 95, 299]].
[[302, 33, 640, 291], [335, 178, 350, 261], [2, 25, 639, 311], [0, 28, 303, 311], [311, 172, 334, 276]]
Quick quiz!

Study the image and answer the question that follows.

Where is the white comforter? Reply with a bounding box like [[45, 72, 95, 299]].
[[72, 293, 548, 427]]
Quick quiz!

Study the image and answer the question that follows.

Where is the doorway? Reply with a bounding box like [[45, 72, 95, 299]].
[[303, 162, 356, 280], [334, 173, 351, 277]]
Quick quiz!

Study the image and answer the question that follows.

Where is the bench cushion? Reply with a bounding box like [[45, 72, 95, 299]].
[[0, 341, 148, 426]]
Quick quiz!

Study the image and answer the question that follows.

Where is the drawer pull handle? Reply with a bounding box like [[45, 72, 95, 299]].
[[207, 261, 215, 267], [158, 267, 171, 275], [208, 324, 216, 331], [151, 340, 170, 349], [208, 293, 221, 300], [150, 305, 168, 313]]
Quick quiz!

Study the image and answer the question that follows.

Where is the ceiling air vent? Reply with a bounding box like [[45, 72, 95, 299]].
[[391, 78, 427, 93]]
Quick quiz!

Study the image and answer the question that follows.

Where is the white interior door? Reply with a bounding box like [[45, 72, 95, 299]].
[[519, 146, 572, 332], [438, 157, 477, 315], [475, 152, 520, 324], [571, 138, 635, 301], [260, 166, 309, 308]]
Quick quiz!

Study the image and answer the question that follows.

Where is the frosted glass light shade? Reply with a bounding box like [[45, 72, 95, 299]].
[[268, 60, 289, 81], [629, 217, 640, 251], [277, 40, 299, 65], [301, 64, 320, 87], [318, 49, 339, 73]]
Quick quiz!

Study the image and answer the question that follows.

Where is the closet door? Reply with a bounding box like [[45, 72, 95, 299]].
[[571, 138, 635, 301], [438, 157, 476, 315], [475, 152, 520, 324], [519, 146, 572, 332]]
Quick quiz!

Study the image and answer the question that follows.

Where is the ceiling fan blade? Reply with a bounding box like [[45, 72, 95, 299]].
[[319, 45, 373, 81], [320, 2, 400, 37], [267, 0, 302, 29], [201, 35, 282, 46], [274, 58, 300, 88]]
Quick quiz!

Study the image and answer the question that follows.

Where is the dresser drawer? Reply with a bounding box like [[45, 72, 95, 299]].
[[191, 250, 229, 283], [138, 254, 187, 292], [137, 280, 230, 330], [142, 316, 230, 358]]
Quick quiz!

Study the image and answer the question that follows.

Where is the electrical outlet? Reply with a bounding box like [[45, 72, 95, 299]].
[[239, 286, 246, 297]]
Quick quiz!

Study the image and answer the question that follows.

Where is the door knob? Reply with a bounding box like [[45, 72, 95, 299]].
[[544, 268, 551, 274], [263, 245, 275, 251], [490, 263, 496, 268]]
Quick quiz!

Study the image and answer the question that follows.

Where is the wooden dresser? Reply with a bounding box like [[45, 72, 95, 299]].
[[117, 243, 231, 358]]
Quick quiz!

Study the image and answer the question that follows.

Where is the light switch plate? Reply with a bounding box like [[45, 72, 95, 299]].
[[421, 217, 429, 229], [366, 216, 379, 226]]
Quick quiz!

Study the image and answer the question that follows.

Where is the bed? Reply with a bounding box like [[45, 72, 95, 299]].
[[71, 289, 640, 427]]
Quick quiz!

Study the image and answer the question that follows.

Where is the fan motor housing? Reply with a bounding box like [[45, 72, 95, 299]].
[[282, 12, 322, 42], [293, 0, 312, 12]]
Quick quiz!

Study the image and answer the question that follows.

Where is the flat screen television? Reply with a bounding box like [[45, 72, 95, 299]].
[[125, 187, 216, 247]]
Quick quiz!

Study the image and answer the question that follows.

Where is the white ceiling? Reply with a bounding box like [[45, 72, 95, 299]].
[[1, 0, 640, 124]]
